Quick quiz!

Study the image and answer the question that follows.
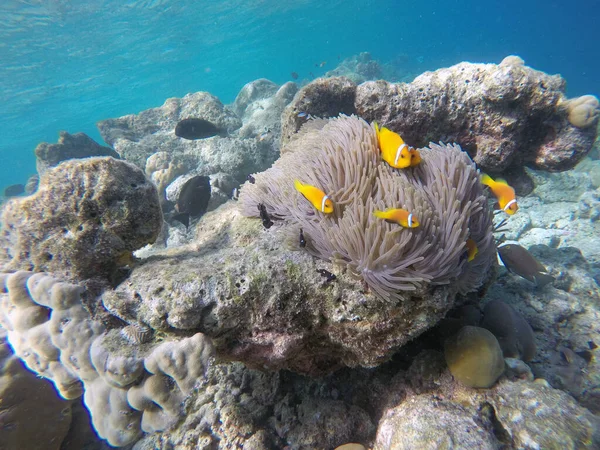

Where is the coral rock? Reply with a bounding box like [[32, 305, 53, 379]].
[[0, 271, 215, 447], [34, 131, 120, 175], [282, 59, 598, 179], [0, 157, 162, 281], [281, 76, 357, 145], [563, 95, 599, 128], [97, 91, 242, 168], [374, 395, 499, 449]]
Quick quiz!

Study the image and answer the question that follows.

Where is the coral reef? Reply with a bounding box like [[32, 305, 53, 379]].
[[232, 78, 298, 139], [281, 58, 598, 190], [0, 157, 163, 281], [2, 58, 600, 449], [136, 348, 600, 449], [241, 115, 496, 300], [102, 115, 496, 376], [34, 131, 120, 175], [97, 86, 294, 221], [97, 92, 242, 168], [0, 271, 215, 447]]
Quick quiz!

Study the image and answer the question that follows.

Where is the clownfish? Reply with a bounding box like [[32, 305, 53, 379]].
[[373, 208, 419, 228], [465, 238, 478, 262], [374, 123, 421, 169], [294, 180, 333, 213], [480, 174, 518, 215], [408, 148, 421, 166]]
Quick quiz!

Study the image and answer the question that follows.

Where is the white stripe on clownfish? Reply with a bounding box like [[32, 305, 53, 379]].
[[394, 143, 408, 166], [503, 198, 517, 212]]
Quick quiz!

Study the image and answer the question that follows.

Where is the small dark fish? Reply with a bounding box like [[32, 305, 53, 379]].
[[176, 175, 211, 224], [232, 188, 240, 200], [498, 244, 555, 287], [3, 183, 25, 197], [173, 212, 190, 228], [299, 228, 306, 248], [175, 118, 220, 140], [309, 71, 315, 78], [576, 350, 594, 363], [247, 174, 256, 184], [258, 203, 273, 229], [589, 340, 598, 350], [297, 112, 313, 120], [316, 268, 336, 283], [291, 71, 299, 80]]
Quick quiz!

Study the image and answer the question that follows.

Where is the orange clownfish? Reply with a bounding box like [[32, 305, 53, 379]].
[[294, 180, 333, 213], [374, 123, 421, 169], [373, 208, 419, 228], [480, 174, 518, 215], [465, 238, 478, 262], [408, 148, 421, 166]]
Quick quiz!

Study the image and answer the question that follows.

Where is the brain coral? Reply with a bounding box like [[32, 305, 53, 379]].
[[240, 115, 495, 301]]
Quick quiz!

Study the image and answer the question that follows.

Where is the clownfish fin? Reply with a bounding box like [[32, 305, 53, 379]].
[[496, 177, 509, 185], [480, 173, 494, 187]]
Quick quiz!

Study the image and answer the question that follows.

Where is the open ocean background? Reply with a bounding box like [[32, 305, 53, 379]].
[[1, 0, 598, 189]]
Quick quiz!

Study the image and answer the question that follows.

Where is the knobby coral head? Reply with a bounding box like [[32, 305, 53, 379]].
[[239, 115, 496, 301]]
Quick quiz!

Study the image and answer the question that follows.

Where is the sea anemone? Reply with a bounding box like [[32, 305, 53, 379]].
[[239, 115, 495, 301]]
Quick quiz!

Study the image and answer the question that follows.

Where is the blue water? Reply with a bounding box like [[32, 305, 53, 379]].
[[1, 0, 598, 189]]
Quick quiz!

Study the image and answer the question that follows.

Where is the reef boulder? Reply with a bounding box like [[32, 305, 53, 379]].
[[97, 91, 243, 169], [34, 131, 120, 175], [282, 58, 598, 189], [0, 157, 163, 281]]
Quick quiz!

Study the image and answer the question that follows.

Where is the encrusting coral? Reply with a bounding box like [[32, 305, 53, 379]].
[[239, 115, 496, 302]]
